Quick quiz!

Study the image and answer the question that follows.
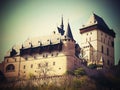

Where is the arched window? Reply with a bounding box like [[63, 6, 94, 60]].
[[6, 64, 15, 72]]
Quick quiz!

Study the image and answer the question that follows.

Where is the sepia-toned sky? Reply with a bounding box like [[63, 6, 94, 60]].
[[0, 0, 120, 64]]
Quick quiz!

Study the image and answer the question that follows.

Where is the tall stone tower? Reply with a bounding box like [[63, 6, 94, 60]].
[[79, 13, 115, 68]]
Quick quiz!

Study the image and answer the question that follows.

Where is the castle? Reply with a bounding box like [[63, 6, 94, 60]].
[[0, 13, 115, 80]]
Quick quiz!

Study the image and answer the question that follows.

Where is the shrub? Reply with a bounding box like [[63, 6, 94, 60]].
[[88, 64, 97, 69], [74, 67, 86, 76]]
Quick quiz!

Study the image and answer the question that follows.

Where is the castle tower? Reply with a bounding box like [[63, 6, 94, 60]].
[[63, 22, 75, 56], [62, 23, 79, 71], [79, 13, 115, 68]]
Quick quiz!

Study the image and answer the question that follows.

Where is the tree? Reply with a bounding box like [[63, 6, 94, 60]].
[[36, 61, 53, 78]]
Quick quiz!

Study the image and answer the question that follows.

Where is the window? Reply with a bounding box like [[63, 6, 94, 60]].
[[102, 57, 104, 63], [7, 59, 8, 62], [107, 60, 110, 65], [34, 56, 37, 59], [56, 53, 58, 56], [107, 48, 109, 56], [15, 58, 16, 62], [53, 62, 55, 65], [111, 41, 114, 47], [23, 65, 26, 69], [6, 64, 15, 72], [51, 53, 53, 56], [90, 32, 92, 34], [46, 63, 48, 66], [38, 64, 41, 68], [101, 45, 104, 53], [25, 57, 28, 60], [31, 64, 33, 68], [13, 58, 16, 62]]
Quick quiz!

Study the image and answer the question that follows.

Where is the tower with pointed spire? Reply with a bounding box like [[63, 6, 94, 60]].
[[57, 16, 65, 35], [79, 13, 115, 68]]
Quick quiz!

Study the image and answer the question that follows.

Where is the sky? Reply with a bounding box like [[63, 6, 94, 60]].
[[0, 0, 120, 64]]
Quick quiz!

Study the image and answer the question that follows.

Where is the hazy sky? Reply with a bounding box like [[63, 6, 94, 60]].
[[0, 0, 120, 64]]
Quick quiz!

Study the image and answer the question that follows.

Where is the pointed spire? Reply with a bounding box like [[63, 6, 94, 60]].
[[57, 15, 65, 35], [22, 44, 24, 49], [60, 15, 64, 30], [66, 22, 74, 40]]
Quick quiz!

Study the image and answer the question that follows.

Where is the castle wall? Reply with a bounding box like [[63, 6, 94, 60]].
[[19, 52, 68, 79]]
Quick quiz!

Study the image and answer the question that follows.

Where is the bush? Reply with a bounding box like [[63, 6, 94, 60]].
[[74, 68, 86, 76], [65, 70, 74, 75], [73, 78, 81, 88], [88, 64, 97, 69]]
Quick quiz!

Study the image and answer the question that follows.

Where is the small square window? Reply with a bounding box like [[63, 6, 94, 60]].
[[46, 63, 48, 66], [7, 59, 8, 62], [38, 64, 41, 68], [53, 62, 55, 65], [25, 57, 28, 60], [51, 53, 53, 56], [23, 65, 26, 69], [31, 64, 33, 68]]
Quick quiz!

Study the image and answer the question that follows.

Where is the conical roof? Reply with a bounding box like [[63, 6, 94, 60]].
[[66, 22, 74, 40]]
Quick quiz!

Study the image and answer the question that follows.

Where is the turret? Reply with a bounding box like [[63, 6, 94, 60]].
[[62, 22, 75, 56]]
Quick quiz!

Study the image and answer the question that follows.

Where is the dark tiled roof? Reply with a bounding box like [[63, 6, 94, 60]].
[[93, 13, 109, 29], [80, 13, 115, 37], [66, 23, 74, 40]]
